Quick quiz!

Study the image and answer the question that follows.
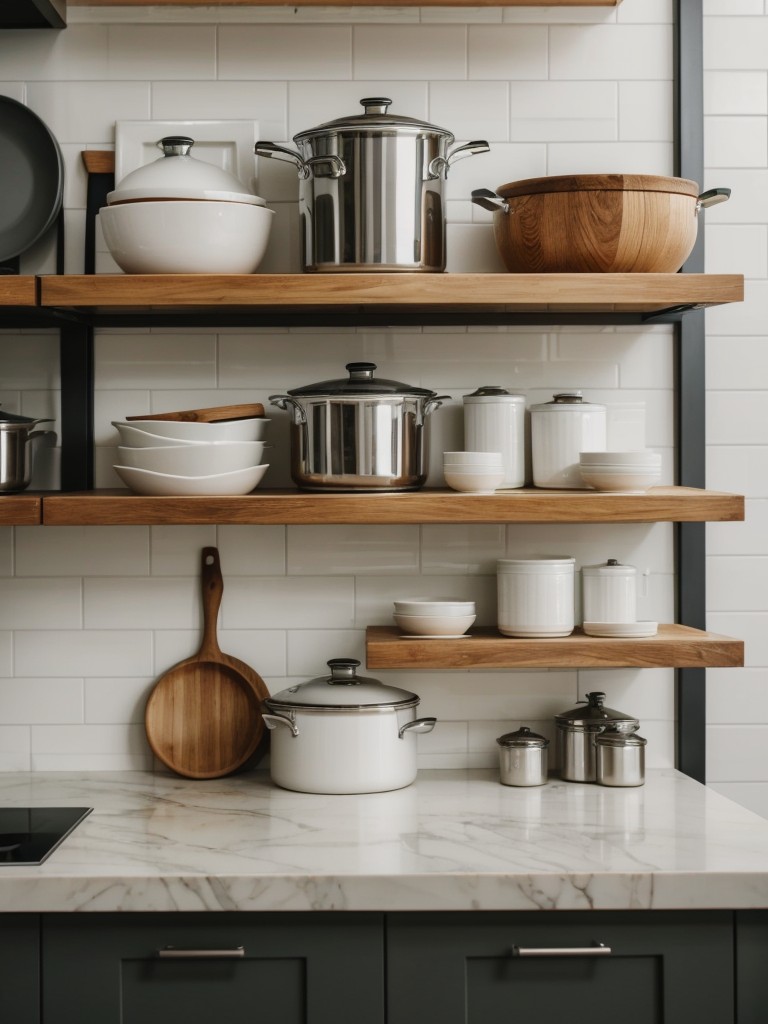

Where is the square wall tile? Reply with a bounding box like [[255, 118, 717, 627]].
[[355, 26, 466, 80], [707, 391, 768, 445], [15, 526, 149, 577], [706, 281, 768, 337], [287, 526, 420, 576]]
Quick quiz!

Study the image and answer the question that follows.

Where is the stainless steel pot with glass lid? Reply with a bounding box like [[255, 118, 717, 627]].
[[256, 97, 489, 272]]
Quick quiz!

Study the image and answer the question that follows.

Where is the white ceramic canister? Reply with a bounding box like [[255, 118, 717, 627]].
[[497, 557, 576, 638], [463, 386, 526, 488], [582, 558, 638, 624], [530, 392, 607, 488]]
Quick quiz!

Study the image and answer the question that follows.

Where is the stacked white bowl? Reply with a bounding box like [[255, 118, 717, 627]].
[[443, 451, 506, 493], [393, 599, 477, 638], [579, 451, 662, 492], [112, 417, 271, 496]]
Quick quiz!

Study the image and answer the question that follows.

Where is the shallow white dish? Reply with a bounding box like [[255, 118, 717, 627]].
[[443, 451, 504, 467], [115, 119, 260, 193], [393, 599, 476, 616], [116, 440, 267, 476], [394, 612, 476, 636], [579, 467, 661, 492], [114, 462, 269, 497], [444, 468, 506, 493], [580, 450, 662, 467], [100, 200, 274, 275], [113, 418, 270, 444], [583, 621, 658, 638]]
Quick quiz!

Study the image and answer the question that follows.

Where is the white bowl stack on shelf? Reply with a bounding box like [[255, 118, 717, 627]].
[[443, 451, 506, 493], [578, 451, 662, 492], [393, 599, 477, 638], [112, 410, 271, 496]]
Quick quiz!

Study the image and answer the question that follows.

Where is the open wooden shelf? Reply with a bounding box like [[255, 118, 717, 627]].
[[0, 495, 42, 526], [0, 277, 37, 307], [366, 625, 744, 670], [37, 486, 744, 527], [38, 273, 742, 320], [72, 0, 622, 8]]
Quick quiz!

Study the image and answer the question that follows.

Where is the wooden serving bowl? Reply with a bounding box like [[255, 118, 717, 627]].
[[473, 174, 727, 274]]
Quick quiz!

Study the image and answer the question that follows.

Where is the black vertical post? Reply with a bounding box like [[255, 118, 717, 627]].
[[59, 323, 94, 491], [675, 0, 707, 782]]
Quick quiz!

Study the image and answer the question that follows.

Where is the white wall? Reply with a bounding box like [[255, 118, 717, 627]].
[[0, 0, 748, 792], [703, 0, 768, 817]]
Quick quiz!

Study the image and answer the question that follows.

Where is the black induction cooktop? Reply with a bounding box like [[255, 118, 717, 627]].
[[0, 807, 92, 865]]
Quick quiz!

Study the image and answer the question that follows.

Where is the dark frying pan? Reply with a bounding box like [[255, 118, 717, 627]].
[[0, 96, 63, 263]]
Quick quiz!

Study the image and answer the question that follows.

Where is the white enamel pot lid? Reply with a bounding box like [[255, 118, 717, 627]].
[[463, 385, 525, 404], [530, 391, 606, 412], [582, 558, 637, 576], [108, 136, 265, 206], [265, 658, 420, 711]]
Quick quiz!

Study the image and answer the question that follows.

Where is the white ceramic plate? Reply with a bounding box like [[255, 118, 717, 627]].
[[116, 441, 267, 476], [114, 462, 269, 496], [583, 621, 658, 638], [115, 120, 260, 194], [113, 418, 270, 443]]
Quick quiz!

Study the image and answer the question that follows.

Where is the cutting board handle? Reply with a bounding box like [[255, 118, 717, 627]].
[[200, 547, 224, 660]]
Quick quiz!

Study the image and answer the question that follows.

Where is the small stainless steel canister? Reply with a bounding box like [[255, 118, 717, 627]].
[[596, 727, 647, 787], [555, 691, 639, 783], [496, 726, 549, 787]]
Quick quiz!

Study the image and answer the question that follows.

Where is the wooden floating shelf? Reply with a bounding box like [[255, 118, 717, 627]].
[[36, 487, 745, 527], [72, 0, 622, 8], [0, 495, 42, 526], [38, 273, 742, 318], [366, 625, 744, 670], [0, 276, 37, 307]]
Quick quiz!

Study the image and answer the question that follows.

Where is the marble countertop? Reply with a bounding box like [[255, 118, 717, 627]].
[[1, 768, 768, 913]]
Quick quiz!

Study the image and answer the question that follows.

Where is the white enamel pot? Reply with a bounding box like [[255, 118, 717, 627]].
[[262, 658, 436, 794]]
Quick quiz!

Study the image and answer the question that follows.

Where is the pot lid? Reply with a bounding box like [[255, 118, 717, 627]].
[[596, 727, 647, 748], [108, 136, 263, 205], [582, 558, 637, 576], [495, 174, 700, 201], [496, 726, 549, 748], [530, 391, 605, 411], [464, 386, 525, 401], [555, 691, 638, 729], [286, 362, 437, 399], [264, 658, 420, 710], [294, 97, 454, 142]]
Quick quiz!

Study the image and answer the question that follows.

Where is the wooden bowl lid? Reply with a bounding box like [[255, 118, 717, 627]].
[[495, 174, 700, 200]]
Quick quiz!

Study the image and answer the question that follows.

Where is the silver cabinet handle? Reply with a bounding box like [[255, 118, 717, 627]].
[[157, 946, 245, 959], [512, 942, 611, 958]]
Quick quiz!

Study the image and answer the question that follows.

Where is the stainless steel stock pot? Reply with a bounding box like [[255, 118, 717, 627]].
[[270, 362, 449, 492], [256, 97, 489, 272]]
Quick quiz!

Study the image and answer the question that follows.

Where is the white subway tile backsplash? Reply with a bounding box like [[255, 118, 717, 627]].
[[705, 170, 768, 225], [704, 16, 768, 70], [0, 530, 11, 578], [707, 724, 768, 781], [429, 82, 509, 143], [107, 25, 215, 80], [619, 81, 673, 141], [217, 527, 287, 576], [355, 25, 466, 80], [705, 0, 765, 14], [149, 527, 217, 575], [707, 501, 768, 556], [707, 613, 768, 668], [706, 281, 768, 337], [394, 668, 576, 721], [152, 81, 286, 138], [84, 578, 200, 629], [705, 116, 768, 169], [504, 523, 673, 574], [0, 634, 11, 678], [707, 391, 768, 445], [708, 668, 768, 723], [223, 577, 355, 629], [421, 525, 506, 576], [705, 225, 768, 278], [705, 72, 768, 116], [547, 141, 674, 176], [0, 25, 108, 81], [0, 679, 83, 725], [0, 579, 81, 630], [15, 630, 153, 677], [219, 25, 352, 81], [27, 81, 150, 145], [287, 629, 366, 676], [467, 25, 548, 81], [85, 677, 155, 724], [707, 447, 768, 498], [550, 25, 673, 80], [708, 555, 768, 611], [617, 0, 673, 23], [0, 334, 59, 389], [0, 727, 30, 772], [15, 526, 148, 577], [152, 628, 285, 677], [95, 334, 217, 390], [287, 526, 420, 576]]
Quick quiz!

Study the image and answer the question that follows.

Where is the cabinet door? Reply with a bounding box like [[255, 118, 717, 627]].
[[387, 910, 734, 1024], [0, 914, 40, 1024], [43, 911, 384, 1024], [736, 910, 768, 1024]]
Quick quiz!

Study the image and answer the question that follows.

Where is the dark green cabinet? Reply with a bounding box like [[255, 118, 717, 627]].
[[386, 911, 736, 1024], [42, 912, 384, 1024], [0, 915, 40, 1024], [736, 910, 768, 1024]]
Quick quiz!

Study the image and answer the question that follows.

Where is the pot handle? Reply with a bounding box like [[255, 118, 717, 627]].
[[305, 154, 347, 180], [399, 717, 437, 739], [424, 396, 451, 416], [255, 142, 311, 180], [26, 429, 57, 444], [262, 713, 300, 738], [429, 141, 490, 178], [269, 394, 307, 425], [697, 187, 731, 212], [471, 188, 510, 214]]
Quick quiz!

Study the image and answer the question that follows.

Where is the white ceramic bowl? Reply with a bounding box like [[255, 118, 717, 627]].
[[580, 451, 662, 467], [579, 466, 662, 492], [394, 612, 476, 637], [443, 451, 504, 467], [99, 200, 274, 274], [116, 441, 268, 476], [114, 462, 269, 496], [444, 467, 506, 493], [394, 599, 476, 616], [113, 418, 270, 444]]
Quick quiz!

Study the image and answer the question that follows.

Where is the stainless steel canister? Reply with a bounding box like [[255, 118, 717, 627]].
[[0, 415, 55, 493], [270, 362, 449, 492], [596, 727, 646, 787], [463, 386, 526, 489], [256, 98, 489, 272], [555, 691, 639, 783], [496, 726, 549, 787]]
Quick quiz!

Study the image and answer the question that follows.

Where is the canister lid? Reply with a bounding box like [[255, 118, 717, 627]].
[[497, 557, 575, 574], [596, 727, 647, 747], [582, 558, 637, 577], [264, 658, 420, 711], [555, 691, 639, 729], [496, 726, 549, 748], [463, 386, 525, 403], [286, 362, 436, 399], [530, 391, 605, 412], [294, 97, 454, 142]]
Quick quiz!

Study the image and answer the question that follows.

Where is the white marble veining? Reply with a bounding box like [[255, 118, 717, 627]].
[[1, 769, 768, 913]]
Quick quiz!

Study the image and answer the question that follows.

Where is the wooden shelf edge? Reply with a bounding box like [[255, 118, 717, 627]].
[[0, 276, 37, 307], [0, 495, 43, 526], [37, 273, 744, 314], [72, 0, 622, 7], [39, 487, 745, 526], [365, 625, 744, 670]]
